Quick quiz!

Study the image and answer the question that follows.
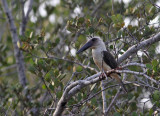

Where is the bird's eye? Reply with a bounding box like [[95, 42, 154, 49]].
[[92, 38, 96, 41]]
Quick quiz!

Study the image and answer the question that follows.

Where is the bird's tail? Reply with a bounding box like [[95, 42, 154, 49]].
[[110, 73, 128, 93]]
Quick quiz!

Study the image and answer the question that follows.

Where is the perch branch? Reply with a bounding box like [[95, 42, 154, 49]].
[[118, 32, 160, 64], [53, 63, 157, 116]]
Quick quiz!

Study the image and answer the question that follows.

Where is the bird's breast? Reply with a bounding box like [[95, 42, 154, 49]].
[[92, 49, 111, 71]]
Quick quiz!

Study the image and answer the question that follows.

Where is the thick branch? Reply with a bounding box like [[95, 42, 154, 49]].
[[53, 62, 158, 116], [118, 32, 160, 64], [53, 74, 101, 116], [1, 0, 27, 86]]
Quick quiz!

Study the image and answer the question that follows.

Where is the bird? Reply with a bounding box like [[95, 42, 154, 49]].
[[76, 36, 127, 93]]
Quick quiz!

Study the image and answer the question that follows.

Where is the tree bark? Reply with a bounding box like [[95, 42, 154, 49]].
[[118, 32, 160, 64], [1, 0, 27, 87]]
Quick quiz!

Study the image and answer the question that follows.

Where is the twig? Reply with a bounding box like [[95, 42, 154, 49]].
[[31, 53, 97, 72], [91, 0, 106, 16], [105, 37, 121, 44], [71, 84, 120, 108], [40, 76, 54, 100], [149, 0, 160, 9], [122, 63, 146, 68], [20, 0, 33, 36], [106, 69, 157, 84], [64, 72, 79, 91], [52, 63, 158, 115], [105, 88, 121, 115]]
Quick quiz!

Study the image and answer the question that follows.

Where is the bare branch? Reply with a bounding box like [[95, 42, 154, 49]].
[[53, 60, 158, 116], [91, 0, 106, 16], [122, 63, 146, 68], [118, 32, 160, 64], [1, 0, 27, 87], [101, 81, 107, 114], [20, 0, 33, 36], [105, 89, 121, 115], [106, 69, 157, 84], [31, 53, 98, 72], [53, 74, 102, 116]]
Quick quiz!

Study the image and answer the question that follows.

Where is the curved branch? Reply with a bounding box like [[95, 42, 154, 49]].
[[118, 32, 160, 64], [53, 74, 101, 116], [53, 63, 158, 116]]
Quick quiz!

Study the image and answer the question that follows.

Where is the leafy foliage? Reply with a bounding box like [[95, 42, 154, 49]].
[[0, 0, 160, 115]]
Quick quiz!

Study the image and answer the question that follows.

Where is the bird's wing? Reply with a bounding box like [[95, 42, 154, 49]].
[[102, 51, 118, 69]]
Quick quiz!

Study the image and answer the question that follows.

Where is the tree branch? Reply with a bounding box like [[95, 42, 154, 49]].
[[101, 81, 107, 115], [105, 88, 121, 115], [122, 62, 146, 68], [52, 62, 158, 116], [118, 32, 160, 64], [106, 69, 157, 84], [1, 0, 27, 87], [53, 74, 102, 116], [91, 0, 106, 16], [20, 0, 33, 36]]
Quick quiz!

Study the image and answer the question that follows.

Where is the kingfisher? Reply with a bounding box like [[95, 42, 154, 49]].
[[77, 36, 127, 93]]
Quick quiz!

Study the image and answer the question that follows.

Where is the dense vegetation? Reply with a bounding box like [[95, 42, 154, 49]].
[[0, 0, 160, 115]]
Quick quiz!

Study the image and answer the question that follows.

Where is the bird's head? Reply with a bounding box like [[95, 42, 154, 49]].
[[76, 36, 105, 54]]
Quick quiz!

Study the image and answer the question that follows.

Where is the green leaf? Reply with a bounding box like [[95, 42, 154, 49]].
[[130, 102, 137, 111], [77, 17, 85, 26], [78, 35, 86, 43], [55, 38, 60, 44], [77, 93, 82, 101], [149, 109, 153, 116], [57, 91, 62, 98], [105, 17, 112, 25], [49, 84, 54, 91], [88, 27, 95, 34], [91, 98, 97, 106], [114, 112, 121, 116], [45, 75, 51, 82], [76, 65, 83, 72], [111, 14, 123, 24], [54, 69, 59, 76], [132, 112, 138, 116], [153, 90, 160, 101], [110, 45, 113, 49], [42, 84, 46, 89], [152, 59, 158, 67], [28, 65, 37, 74], [128, 93, 134, 100], [146, 63, 152, 69], [54, 78, 60, 87]]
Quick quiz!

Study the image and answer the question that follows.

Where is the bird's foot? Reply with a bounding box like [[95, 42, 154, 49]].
[[99, 72, 107, 80], [116, 67, 123, 70]]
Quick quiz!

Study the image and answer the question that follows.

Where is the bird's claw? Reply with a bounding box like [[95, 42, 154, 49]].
[[99, 72, 107, 80]]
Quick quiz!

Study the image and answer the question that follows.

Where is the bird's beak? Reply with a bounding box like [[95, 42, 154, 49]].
[[76, 40, 93, 54]]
